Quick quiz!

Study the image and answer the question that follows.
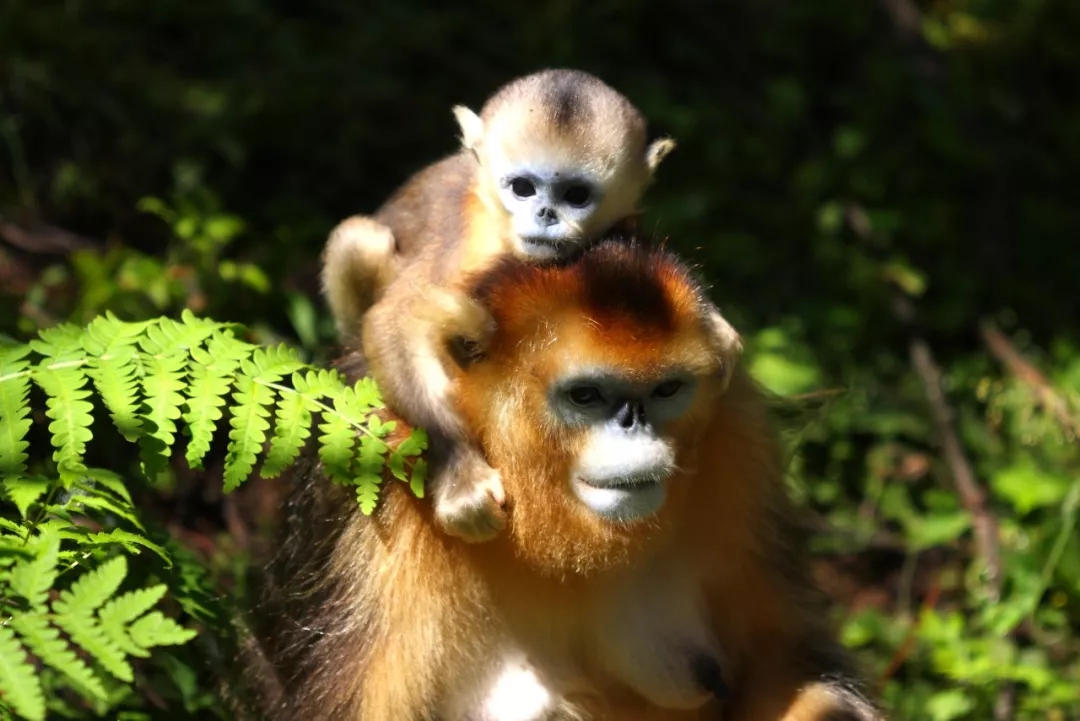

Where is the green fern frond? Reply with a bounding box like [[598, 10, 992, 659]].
[[0, 624, 44, 721], [2, 478, 50, 520], [2, 311, 431, 528], [32, 364, 94, 481], [52, 555, 128, 616], [183, 333, 251, 469], [98, 585, 168, 657], [51, 557, 133, 683], [2, 523, 200, 719], [261, 388, 312, 478], [86, 529, 171, 566], [0, 346, 33, 479], [9, 613, 108, 703], [83, 314, 146, 443], [53, 614, 134, 684], [223, 376, 275, 492], [318, 397, 356, 486], [137, 349, 188, 478], [127, 611, 198, 648], [9, 532, 60, 608]]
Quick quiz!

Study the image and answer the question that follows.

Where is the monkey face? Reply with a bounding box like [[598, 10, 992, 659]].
[[492, 164, 606, 259], [454, 241, 742, 574], [548, 369, 698, 523]]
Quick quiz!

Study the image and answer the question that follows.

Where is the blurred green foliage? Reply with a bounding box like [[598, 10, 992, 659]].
[[1, 0, 1078, 718]]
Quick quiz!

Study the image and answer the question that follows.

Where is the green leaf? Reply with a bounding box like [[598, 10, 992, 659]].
[[52, 613, 133, 683], [387, 452, 407, 482], [32, 363, 95, 477], [80, 468, 134, 506], [53, 555, 128, 616], [356, 472, 382, 515], [183, 333, 249, 469], [318, 399, 357, 487], [992, 459, 1072, 514], [9, 531, 60, 608], [10, 613, 107, 701], [904, 510, 972, 551], [409, 458, 427, 499], [0, 624, 44, 721], [127, 612, 197, 648], [261, 389, 312, 478], [2, 477, 50, 519], [83, 314, 146, 442], [0, 350, 32, 478], [99, 584, 168, 628], [138, 350, 188, 476], [223, 375, 275, 491], [396, 428, 428, 458], [926, 689, 975, 721], [85, 529, 172, 567]]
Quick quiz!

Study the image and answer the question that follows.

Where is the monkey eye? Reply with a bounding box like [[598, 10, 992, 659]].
[[652, 379, 684, 399], [567, 385, 605, 407], [563, 184, 592, 207], [510, 177, 536, 198]]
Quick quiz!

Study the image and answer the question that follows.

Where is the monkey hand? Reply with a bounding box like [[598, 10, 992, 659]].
[[433, 450, 508, 543]]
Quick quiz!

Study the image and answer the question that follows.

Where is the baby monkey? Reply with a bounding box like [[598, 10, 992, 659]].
[[322, 69, 676, 542]]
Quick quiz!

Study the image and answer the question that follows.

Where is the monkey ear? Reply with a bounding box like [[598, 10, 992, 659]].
[[452, 105, 485, 151], [646, 138, 677, 173], [705, 307, 743, 386]]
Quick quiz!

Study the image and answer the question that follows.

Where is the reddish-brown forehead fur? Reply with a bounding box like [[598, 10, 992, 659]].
[[468, 239, 714, 373]]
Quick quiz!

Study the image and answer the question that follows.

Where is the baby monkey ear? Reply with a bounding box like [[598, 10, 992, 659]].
[[646, 137, 677, 173], [452, 105, 485, 152]]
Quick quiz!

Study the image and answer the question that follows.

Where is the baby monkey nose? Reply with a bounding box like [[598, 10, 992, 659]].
[[536, 207, 558, 226]]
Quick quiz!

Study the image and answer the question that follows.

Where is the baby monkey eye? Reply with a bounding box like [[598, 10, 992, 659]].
[[567, 385, 605, 407], [510, 177, 536, 198], [563, 184, 592, 207], [652, 379, 684, 399]]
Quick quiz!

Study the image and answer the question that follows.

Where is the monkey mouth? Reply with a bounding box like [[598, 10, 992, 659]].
[[522, 236, 560, 247], [575, 474, 663, 491], [570, 475, 667, 523]]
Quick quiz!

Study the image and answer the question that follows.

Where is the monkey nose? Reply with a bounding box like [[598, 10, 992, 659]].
[[536, 207, 558, 226]]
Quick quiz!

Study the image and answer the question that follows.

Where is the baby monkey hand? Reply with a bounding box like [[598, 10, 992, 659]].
[[432, 444, 508, 543]]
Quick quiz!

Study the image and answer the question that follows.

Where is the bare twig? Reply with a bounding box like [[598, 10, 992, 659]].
[[875, 580, 942, 691], [0, 217, 99, 254], [980, 320, 1079, 439], [893, 294, 1003, 595]]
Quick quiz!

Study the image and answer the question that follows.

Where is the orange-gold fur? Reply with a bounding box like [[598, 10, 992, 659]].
[[245, 241, 882, 721], [323, 70, 677, 545]]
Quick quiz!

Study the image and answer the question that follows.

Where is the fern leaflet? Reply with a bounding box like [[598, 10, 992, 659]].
[[261, 385, 312, 478], [8, 533, 60, 608], [83, 314, 146, 443], [223, 376, 275, 492], [0, 624, 43, 721], [183, 333, 251, 469], [9, 613, 108, 703], [0, 345, 32, 478]]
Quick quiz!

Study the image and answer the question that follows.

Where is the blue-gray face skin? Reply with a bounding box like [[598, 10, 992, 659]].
[[548, 370, 700, 524], [497, 168, 604, 259]]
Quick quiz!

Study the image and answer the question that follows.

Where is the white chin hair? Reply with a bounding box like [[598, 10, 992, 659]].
[[570, 478, 667, 523], [519, 240, 563, 260]]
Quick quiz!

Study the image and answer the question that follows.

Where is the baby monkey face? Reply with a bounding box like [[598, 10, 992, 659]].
[[495, 163, 605, 259]]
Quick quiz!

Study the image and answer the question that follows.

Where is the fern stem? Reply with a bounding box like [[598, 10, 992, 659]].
[[0, 353, 140, 385], [256, 379, 422, 472], [257, 380, 384, 444]]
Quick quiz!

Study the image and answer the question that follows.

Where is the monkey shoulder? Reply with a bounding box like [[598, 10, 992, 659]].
[[375, 151, 476, 261]]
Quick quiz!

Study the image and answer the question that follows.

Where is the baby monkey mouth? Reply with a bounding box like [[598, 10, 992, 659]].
[[521, 236, 564, 249]]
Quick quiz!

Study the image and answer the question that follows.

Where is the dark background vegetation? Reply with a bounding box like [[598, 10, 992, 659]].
[[2, 0, 1078, 718]]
